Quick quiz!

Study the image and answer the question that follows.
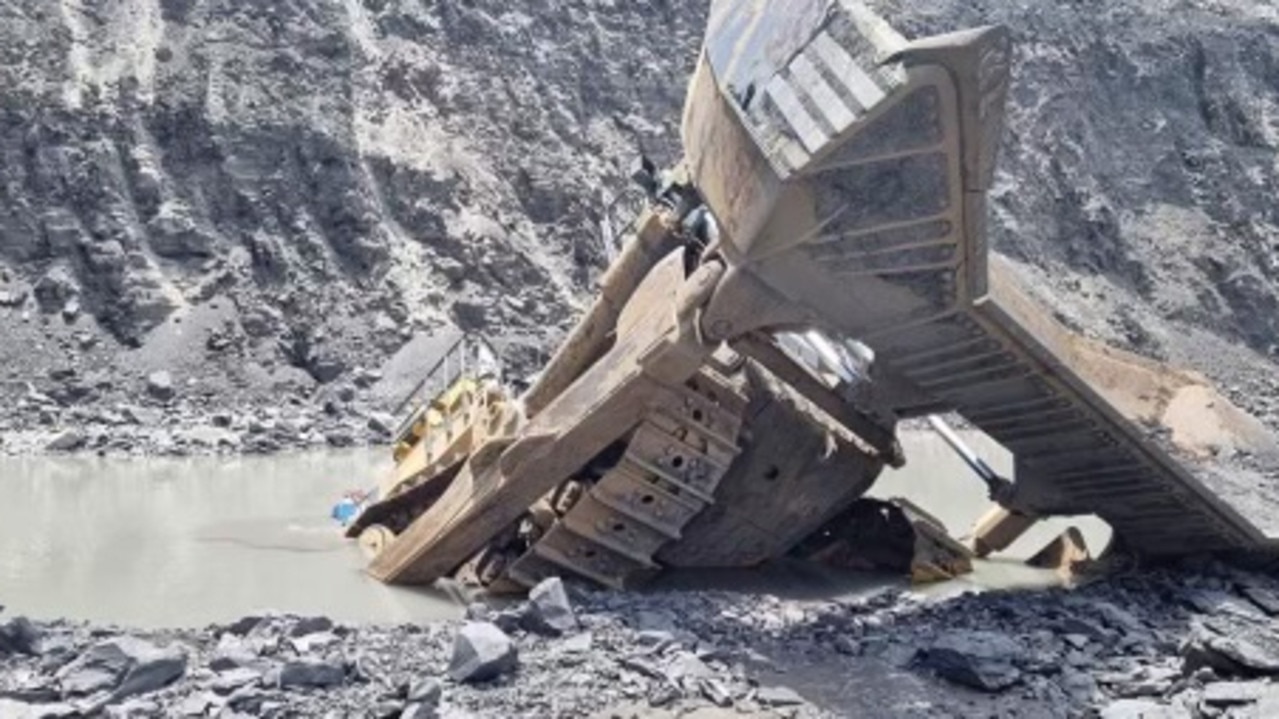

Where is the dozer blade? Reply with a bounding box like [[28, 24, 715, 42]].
[[685, 1, 1279, 555]]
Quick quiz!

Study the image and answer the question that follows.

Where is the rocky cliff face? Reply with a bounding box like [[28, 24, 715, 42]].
[[0, 0, 703, 452], [1, 0, 1276, 454], [868, 0, 1279, 422]]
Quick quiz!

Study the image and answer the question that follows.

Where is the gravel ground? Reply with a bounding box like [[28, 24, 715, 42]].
[[4, 561, 1279, 718]]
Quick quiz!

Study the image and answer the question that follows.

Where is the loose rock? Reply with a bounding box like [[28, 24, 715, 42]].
[[0, 617, 41, 655], [915, 630, 1024, 692], [146, 372, 175, 402], [448, 623, 517, 683], [44, 430, 85, 453], [55, 637, 186, 702], [523, 577, 578, 636], [278, 660, 346, 689]]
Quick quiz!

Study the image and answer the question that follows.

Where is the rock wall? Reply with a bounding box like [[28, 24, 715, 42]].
[[867, 0, 1279, 422], [0, 0, 704, 451], [1, 0, 1276, 452]]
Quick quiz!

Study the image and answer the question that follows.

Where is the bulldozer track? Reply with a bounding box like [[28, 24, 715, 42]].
[[872, 299, 1267, 554], [500, 366, 748, 589]]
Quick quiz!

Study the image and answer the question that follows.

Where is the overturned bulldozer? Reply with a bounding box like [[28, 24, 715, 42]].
[[348, 0, 1279, 591]]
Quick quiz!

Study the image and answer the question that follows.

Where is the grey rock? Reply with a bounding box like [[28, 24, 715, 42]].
[[1063, 634, 1091, 650], [145, 371, 175, 401], [1059, 668, 1099, 703], [45, 430, 85, 452], [464, 603, 493, 622], [353, 369, 383, 389], [325, 431, 356, 448], [0, 289, 27, 308], [646, 681, 681, 708], [448, 622, 517, 683], [289, 631, 339, 654], [278, 660, 346, 688], [0, 699, 76, 719], [58, 659, 120, 697], [0, 617, 41, 655], [915, 630, 1024, 692], [112, 647, 187, 703], [665, 651, 714, 684], [1099, 699, 1191, 719], [619, 655, 665, 681], [699, 678, 733, 707], [1202, 680, 1269, 706], [1181, 589, 1268, 622], [562, 632, 594, 654], [523, 577, 577, 636], [176, 691, 219, 716], [834, 635, 861, 656], [1092, 601, 1146, 635], [1104, 665, 1181, 698], [117, 405, 160, 427], [756, 686, 805, 708], [55, 637, 185, 701], [492, 609, 524, 634], [401, 702, 439, 719], [367, 412, 396, 436], [1240, 586, 1279, 617], [637, 630, 675, 648], [1183, 627, 1279, 675], [1055, 616, 1114, 642], [309, 357, 347, 384], [60, 298, 80, 322], [408, 677, 443, 705], [224, 616, 266, 637], [210, 635, 260, 671], [1252, 687, 1279, 718], [289, 615, 335, 638], [33, 268, 77, 314], [634, 610, 677, 634], [212, 667, 262, 695]]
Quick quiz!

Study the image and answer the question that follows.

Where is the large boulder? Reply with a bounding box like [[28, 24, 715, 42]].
[[448, 622, 517, 683], [55, 637, 186, 702], [522, 577, 578, 636]]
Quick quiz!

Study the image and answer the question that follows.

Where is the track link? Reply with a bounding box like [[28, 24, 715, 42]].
[[498, 366, 747, 589]]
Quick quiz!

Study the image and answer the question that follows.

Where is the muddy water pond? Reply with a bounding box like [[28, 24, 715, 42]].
[[0, 449, 462, 628], [0, 432, 1109, 628]]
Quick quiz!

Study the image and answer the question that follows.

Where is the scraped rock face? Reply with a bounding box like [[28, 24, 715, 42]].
[[1, 0, 1277, 446]]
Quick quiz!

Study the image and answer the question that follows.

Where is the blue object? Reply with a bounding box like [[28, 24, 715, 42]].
[[331, 498, 360, 526]]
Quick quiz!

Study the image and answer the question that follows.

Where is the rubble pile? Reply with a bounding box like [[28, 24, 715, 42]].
[[4, 563, 1279, 718]]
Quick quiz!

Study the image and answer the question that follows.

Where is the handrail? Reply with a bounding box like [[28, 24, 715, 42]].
[[391, 334, 502, 441]]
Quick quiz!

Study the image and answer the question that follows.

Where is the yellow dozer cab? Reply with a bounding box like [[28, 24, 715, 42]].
[[345, 0, 1279, 592]]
